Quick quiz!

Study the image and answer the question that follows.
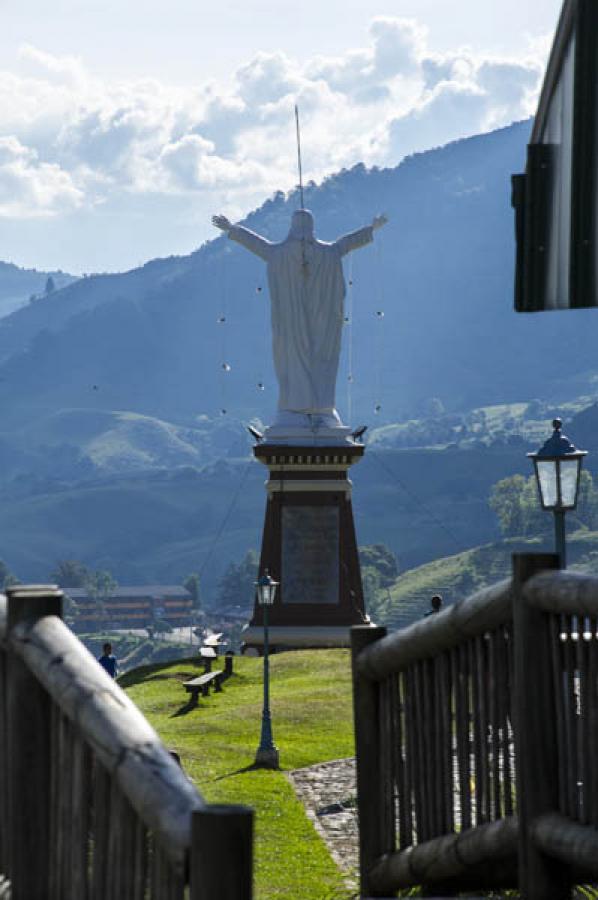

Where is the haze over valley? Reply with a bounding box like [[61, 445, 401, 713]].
[[1, 119, 597, 613]]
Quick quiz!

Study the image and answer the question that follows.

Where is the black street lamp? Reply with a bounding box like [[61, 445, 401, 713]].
[[254, 570, 279, 769], [527, 418, 587, 568]]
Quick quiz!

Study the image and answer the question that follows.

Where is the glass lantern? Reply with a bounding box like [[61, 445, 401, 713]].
[[255, 571, 279, 606], [527, 419, 587, 511]]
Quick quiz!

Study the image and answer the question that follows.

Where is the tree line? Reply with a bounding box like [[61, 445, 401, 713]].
[[489, 470, 598, 538]]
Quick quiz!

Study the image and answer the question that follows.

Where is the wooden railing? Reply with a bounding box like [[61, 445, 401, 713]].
[[352, 552, 598, 899], [0, 585, 253, 900]]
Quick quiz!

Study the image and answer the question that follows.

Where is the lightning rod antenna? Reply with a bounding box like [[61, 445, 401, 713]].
[[295, 104, 305, 209]]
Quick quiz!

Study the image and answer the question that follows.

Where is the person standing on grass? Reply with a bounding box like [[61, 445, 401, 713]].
[[98, 642, 118, 679]]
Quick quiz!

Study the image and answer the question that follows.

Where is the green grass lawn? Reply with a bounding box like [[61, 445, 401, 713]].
[[117, 624, 598, 900], [121, 649, 356, 900]]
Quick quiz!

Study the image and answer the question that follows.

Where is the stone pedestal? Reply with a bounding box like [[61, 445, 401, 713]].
[[242, 442, 370, 652]]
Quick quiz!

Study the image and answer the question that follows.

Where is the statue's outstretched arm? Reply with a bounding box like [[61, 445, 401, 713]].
[[212, 214, 232, 232], [212, 214, 272, 262], [335, 214, 389, 257]]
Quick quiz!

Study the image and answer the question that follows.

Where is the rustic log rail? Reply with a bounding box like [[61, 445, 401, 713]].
[[0, 585, 253, 900], [352, 574, 520, 898], [352, 552, 598, 899], [519, 567, 598, 896]]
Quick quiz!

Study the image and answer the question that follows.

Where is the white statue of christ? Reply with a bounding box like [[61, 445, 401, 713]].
[[212, 208, 387, 440]]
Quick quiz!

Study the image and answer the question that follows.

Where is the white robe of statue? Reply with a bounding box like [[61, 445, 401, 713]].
[[221, 210, 377, 416]]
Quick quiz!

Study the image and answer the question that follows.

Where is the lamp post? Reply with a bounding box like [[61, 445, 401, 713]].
[[254, 570, 280, 769], [527, 418, 587, 568]]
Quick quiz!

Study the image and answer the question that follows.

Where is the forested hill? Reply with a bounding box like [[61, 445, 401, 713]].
[[0, 262, 77, 318], [0, 119, 596, 431]]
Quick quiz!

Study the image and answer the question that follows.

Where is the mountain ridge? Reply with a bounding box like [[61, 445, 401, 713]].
[[0, 261, 77, 318], [0, 120, 546, 433]]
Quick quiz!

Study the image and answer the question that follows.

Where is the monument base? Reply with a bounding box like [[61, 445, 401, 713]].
[[263, 409, 353, 446], [246, 441, 369, 651], [242, 623, 374, 652]]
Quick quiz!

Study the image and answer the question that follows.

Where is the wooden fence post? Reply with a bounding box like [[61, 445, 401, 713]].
[[351, 624, 389, 898], [6, 585, 63, 900], [190, 804, 253, 900], [512, 553, 569, 900]]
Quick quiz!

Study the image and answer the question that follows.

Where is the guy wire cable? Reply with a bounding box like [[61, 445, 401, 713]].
[[346, 255, 354, 426], [218, 249, 230, 415], [198, 457, 254, 581], [373, 233, 385, 415], [368, 448, 462, 549]]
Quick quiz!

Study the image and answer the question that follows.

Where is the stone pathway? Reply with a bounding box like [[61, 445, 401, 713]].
[[287, 757, 359, 889], [287, 758, 517, 899]]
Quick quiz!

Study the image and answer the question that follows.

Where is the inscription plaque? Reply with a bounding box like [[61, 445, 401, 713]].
[[281, 506, 339, 604]]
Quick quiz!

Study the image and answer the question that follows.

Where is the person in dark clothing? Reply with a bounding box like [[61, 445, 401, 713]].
[[424, 594, 443, 617], [98, 642, 118, 678]]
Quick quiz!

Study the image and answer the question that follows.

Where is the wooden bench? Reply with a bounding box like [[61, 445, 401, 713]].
[[183, 670, 223, 701]]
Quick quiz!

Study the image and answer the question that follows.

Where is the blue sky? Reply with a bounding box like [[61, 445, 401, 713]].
[[0, 0, 562, 273]]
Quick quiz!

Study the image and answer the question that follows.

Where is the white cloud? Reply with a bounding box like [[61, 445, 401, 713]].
[[476, 59, 541, 122], [0, 17, 549, 225], [18, 43, 88, 88], [0, 135, 83, 217], [387, 81, 488, 159], [236, 52, 302, 106], [369, 17, 427, 78], [159, 134, 215, 189]]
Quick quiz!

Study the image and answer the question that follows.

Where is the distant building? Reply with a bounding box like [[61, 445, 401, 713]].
[[66, 585, 193, 631]]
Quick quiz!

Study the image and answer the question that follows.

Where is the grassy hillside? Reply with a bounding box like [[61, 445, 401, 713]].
[[0, 442, 535, 593], [0, 462, 265, 596], [379, 529, 598, 629], [122, 650, 355, 900], [1, 401, 597, 605], [6, 436, 598, 615]]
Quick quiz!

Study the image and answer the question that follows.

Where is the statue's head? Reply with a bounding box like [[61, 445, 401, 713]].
[[288, 209, 314, 240]]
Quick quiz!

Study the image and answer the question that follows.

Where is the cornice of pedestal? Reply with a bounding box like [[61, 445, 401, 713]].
[[253, 443, 365, 470], [254, 444, 365, 495]]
